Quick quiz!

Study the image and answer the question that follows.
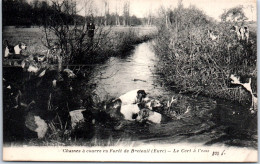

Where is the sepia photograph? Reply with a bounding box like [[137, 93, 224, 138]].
[[2, 0, 257, 162]]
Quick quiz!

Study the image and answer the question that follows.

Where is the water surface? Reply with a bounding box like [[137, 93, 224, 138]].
[[89, 41, 257, 148]]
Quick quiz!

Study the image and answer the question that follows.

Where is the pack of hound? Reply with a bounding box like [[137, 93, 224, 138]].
[[230, 25, 249, 43], [207, 25, 249, 43]]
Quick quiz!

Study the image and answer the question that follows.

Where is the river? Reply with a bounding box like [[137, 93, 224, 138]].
[[89, 41, 257, 148], [2, 41, 257, 149]]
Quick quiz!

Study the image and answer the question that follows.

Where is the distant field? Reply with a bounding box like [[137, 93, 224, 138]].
[[3, 25, 157, 56], [111, 26, 157, 36], [3, 26, 47, 56]]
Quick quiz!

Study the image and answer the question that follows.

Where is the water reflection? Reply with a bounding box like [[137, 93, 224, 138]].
[[92, 42, 167, 99]]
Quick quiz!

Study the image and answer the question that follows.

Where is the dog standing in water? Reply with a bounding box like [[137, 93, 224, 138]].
[[118, 89, 147, 105], [104, 89, 147, 129], [106, 98, 140, 122], [135, 108, 172, 124], [104, 98, 136, 130], [139, 98, 163, 111], [116, 89, 147, 120], [115, 89, 165, 121]]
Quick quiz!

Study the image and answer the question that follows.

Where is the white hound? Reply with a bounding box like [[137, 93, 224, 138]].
[[118, 89, 147, 105], [230, 74, 257, 113], [4, 40, 27, 58], [231, 26, 249, 43]]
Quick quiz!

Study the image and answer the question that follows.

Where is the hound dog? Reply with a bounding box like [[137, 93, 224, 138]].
[[139, 97, 163, 111], [106, 98, 140, 121], [46, 42, 62, 63], [135, 108, 172, 124], [118, 89, 147, 105], [25, 112, 48, 139], [231, 26, 249, 42], [231, 26, 240, 40], [35, 54, 46, 62], [239, 26, 249, 43], [102, 89, 146, 129], [120, 104, 140, 121], [63, 69, 77, 78], [244, 27, 249, 43], [207, 30, 219, 41], [4, 40, 27, 58], [104, 98, 141, 130]]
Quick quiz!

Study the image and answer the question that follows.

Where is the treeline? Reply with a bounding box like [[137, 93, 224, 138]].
[[3, 0, 49, 26], [3, 0, 143, 27], [95, 15, 142, 26]]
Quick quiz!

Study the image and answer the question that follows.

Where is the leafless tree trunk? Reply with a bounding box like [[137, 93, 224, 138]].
[[42, 0, 110, 64], [146, 7, 152, 26], [103, 0, 109, 26], [160, 7, 170, 28], [115, 0, 120, 26], [123, 0, 130, 26]]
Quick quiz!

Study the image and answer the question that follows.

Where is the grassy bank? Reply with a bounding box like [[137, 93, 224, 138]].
[[153, 6, 257, 104], [3, 25, 157, 144], [3, 26, 157, 64], [3, 66, 124, 144]]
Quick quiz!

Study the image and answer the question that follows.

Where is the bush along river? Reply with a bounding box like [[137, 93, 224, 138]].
[[3, 41, 257, 148]]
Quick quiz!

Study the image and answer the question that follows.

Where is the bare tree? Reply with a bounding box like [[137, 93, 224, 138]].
[[147, 6, 153, 26], [83, 0, 94, 17], [220, 6, 248, 22], [123, 0, 130, 26], [103, 0, 109, 26], [115, 0, 120, 26], [42, 0, 110, 64], [159, 6, 170, 28]]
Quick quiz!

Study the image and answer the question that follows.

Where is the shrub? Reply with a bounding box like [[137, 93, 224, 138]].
[[154, 5, 257, 103]]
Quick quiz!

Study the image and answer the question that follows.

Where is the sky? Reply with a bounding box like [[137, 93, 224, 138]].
[[27, 0, 257, 21], [77, 0, 257, 21]]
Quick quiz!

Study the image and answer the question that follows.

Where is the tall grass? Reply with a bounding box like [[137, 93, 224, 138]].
[[153, 5, 257, 103]]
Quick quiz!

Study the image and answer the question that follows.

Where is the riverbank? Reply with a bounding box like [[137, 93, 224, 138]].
[[3, 26, 157, 64], [3, 41, 257, 149], [2, 26, 157, 145], [152, 6, 257, 106]]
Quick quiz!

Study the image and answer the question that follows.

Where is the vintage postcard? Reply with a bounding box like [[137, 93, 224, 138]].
[[2, 0, 257, 162]]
